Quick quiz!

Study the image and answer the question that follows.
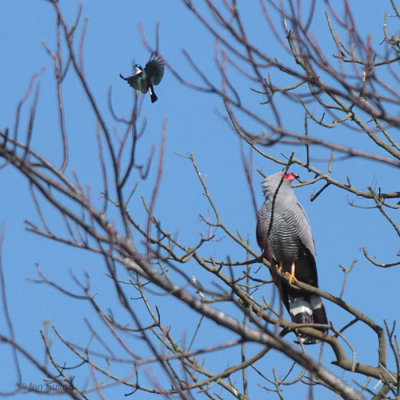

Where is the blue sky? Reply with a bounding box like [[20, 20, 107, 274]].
[[1, 1, 399, 399]]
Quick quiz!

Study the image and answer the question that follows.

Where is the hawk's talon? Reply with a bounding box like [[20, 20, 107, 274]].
[[284, 262, 298, 285]]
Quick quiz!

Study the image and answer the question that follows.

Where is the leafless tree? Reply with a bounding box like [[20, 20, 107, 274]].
[[1, 1, 400, 399]]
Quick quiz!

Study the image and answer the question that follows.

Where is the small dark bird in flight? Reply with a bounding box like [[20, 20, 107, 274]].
[[120, 53, 165, 103]]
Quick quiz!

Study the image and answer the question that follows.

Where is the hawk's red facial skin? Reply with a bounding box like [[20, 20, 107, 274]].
[[282, 172, 297, 181]]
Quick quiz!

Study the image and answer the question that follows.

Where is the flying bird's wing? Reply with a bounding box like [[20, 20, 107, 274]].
[[145, 54, 165, 86], [120, 72, 148, 93]]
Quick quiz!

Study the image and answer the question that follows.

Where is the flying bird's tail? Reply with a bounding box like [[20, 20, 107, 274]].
[[289, 294, 328, 344], [149, 84, 157, 103]]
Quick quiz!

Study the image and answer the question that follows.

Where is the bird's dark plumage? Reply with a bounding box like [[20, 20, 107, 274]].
[[257, 171, 328, 344], [120, 53, 165, 103]]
